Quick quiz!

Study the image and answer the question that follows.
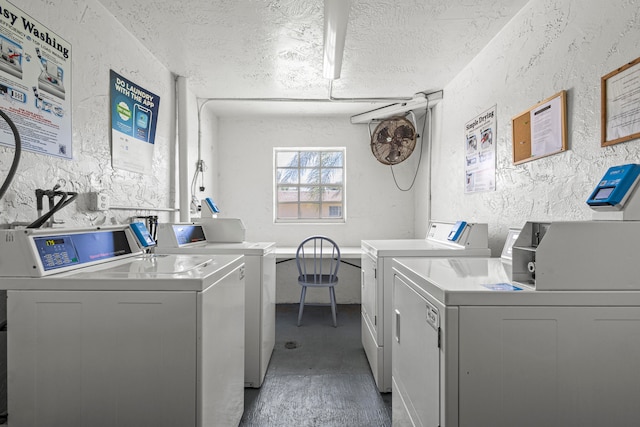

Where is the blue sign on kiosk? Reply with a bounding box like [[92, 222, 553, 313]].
[[587, 164, 640, 209]]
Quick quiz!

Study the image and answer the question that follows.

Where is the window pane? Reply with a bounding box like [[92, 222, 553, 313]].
[[321, 151, 343, 167], [322, 186, 343, 202], [276, 151, 298, 167], [300, 168, 319, 184], [274, 148, 344, 222], [321, 168, 343, 184], [325, 205, 343, 218], [277, 203, 298, 218], [277, 168, 299, 184], [277, 186, 299, 202], [299, 151, 320, 167], [299, 186, 320, 202], [300, 203, 320, 218]]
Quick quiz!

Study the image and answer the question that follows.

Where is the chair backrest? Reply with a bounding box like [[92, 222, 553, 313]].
[[296, 236, 341, 284]]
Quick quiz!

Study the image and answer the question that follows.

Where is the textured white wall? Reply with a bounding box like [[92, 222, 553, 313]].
[[0, 0, 177, 228], [215, 115, 418, 247], [428, 0, 640, 255], [412, 111, 432, 238], [213, 115, 420, 302]]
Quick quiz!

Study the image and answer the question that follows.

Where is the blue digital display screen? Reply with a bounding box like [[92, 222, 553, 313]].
[[34, 230, 132, 271], [172, 225, 207, 245], [594, 187, 614, 200]]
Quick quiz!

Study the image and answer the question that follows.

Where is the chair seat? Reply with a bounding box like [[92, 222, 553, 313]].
[[298, 275, 338, 287]]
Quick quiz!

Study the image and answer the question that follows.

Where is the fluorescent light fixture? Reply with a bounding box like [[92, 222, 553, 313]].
[[350, 92, 444, 124], [323, 0, 350, 80]]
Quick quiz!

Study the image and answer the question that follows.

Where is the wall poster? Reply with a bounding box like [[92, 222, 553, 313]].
[[0, 0, 72, 159], [465, 105, 496, 194], [110, 70, 160, 175]]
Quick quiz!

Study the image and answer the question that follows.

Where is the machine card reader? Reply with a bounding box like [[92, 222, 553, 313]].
[[202, 197, 220, 216], [587, 164, 640, 210], [130, 222, 156, 248], [447, 221, 467, 242]]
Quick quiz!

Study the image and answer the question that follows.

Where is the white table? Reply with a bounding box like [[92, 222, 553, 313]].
[[275, 246, 361, 259]]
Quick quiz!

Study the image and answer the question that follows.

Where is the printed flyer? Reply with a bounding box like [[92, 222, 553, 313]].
[[0, 0, 72, 159], [110, 70, 160, 175], [465, 105, 496, 193]]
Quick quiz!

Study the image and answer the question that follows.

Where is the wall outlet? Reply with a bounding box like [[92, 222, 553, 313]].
[[88, 192, 110, 211]]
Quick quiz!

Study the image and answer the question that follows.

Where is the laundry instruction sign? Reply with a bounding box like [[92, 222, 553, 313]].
[[110, 70, 160, 174], [464, 105, 496, 193], [0, 0, 72, 159]]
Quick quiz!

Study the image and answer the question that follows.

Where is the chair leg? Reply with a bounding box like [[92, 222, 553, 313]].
[[297, 286, 307, 326], [329, 286, 337, 327]]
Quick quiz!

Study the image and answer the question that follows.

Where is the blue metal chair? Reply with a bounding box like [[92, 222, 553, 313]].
[[296, 236, 341, 327]]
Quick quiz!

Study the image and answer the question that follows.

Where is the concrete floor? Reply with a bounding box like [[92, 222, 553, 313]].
[[240, 304, 392, 427], [0, 304, 389, 427]]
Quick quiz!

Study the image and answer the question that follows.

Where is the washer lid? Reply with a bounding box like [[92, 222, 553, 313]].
[[0, 254, 245, 291]]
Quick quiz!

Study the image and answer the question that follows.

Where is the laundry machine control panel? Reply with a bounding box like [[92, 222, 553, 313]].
[[0, 225, 145, 277]]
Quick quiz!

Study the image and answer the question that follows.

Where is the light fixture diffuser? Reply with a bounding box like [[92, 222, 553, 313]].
[[323, 0, 350, 80]]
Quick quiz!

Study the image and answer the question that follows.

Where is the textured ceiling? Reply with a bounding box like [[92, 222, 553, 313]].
[[97, 0, 529, 115]]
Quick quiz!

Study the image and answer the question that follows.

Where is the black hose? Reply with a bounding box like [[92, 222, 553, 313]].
[[59, 191, 78, 210], [0, 108, 21, 202], [29, 189, 78, 228], [27, 192, 68, 229], [30, 191, 79, 229]]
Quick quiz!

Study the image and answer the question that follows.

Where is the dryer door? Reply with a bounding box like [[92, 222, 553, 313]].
[[361, 252, 378, 335], [393, 274, 440, 427]]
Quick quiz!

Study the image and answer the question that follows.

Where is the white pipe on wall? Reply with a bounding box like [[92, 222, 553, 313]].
[[169, 75, 179, 223], [177, 76, 190, 221]]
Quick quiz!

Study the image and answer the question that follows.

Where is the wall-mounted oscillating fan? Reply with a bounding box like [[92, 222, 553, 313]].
[[370, 116, 417, 165]]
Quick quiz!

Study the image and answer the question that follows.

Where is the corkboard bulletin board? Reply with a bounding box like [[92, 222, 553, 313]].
[[512, 91, 567, 165]]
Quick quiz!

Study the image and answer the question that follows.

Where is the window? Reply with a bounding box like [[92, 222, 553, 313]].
[[274, 148, 345, 222]]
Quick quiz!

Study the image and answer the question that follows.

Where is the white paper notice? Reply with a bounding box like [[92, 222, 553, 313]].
[[606, 64, 640, 142], [530, 95, 562, 158]]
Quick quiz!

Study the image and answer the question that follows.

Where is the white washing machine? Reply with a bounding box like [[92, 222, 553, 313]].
[[392, 255, 640, 427], [156, 222, 276, 388], [391, 165, 640, 426], [0, 225, 245, 427], [360, 221, 490, 392]]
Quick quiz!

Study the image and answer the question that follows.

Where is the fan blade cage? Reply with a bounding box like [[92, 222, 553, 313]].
[[370, 116, 417, 165]]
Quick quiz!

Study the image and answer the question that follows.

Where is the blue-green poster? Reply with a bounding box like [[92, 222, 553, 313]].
[[110, 69, 160, 174]]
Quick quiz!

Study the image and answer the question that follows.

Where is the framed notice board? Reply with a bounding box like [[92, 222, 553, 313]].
[[601, 56, 640, 147], [512, 90, 567, 165]]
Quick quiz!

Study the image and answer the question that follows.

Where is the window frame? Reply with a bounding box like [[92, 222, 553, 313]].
[[273, 147, 346, 224]]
